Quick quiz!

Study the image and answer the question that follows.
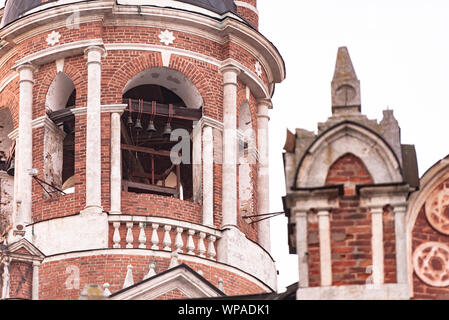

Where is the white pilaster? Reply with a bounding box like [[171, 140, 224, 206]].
[[83, 46, 105, 215], [256, 99, 272, 252], [32, 261, 40, 300], [220, 65, 240, 229], [16, 63, 36, 228], [192, 121, 202, 204], [296, 210, 309, 288], [394, 205, 408, 284], [202, 125, 214, 227], [371, 207, 384, 285], [318, 210, 332, 286], [110, 109, 124, 215]]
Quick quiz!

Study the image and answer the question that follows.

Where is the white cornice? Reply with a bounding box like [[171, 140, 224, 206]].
[[12, 39, 105, 69]]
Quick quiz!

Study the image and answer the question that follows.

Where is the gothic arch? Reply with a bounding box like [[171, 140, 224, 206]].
[[294, 121, 403, 189]]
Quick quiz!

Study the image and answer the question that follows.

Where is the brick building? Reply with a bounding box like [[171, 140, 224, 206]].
[[0, 0, 286, 300], [283, 47, 449, 300]]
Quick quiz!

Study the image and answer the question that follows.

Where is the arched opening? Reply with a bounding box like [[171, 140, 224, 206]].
[[45, 72, 76, 193], [121, 68, 203, 201]]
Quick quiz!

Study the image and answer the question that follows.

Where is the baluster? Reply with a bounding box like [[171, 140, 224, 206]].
[[186, 230, 196, 255], [138, 223, 147, 249], [163, 225, 172, 251], [126, 222, 134, 248], [198, 232, 206, 258], [113, 222, 121, 248], [151, 224, 160, 250], [175, 227, 184, 253], [207, 235, 217, 260]]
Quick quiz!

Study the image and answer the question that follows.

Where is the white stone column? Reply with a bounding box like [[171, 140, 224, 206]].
[[295, 210, 309, 288], [371, 207, 384, 285], [220, 65, 240, 229], [32, 261, 40, 300], [318, 210, 332, 286], [394, 205, 408, 284], [110, 110, 123, 215], [257, 99, 272, 252], [83, 46, 105, 215], [192, 121, 202, 204], [202, 125, 214, 227], [16, 63, 35, 227]]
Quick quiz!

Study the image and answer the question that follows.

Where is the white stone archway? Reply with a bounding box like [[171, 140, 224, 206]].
[[295, 122, 403, 189]]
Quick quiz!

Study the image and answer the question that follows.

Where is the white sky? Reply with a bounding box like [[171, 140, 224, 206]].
[[259, 0, 449, 291], [1, 0, 449, 292]]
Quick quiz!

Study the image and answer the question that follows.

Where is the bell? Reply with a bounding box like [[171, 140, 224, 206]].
[[162, 123, 172, 137], [135, 118, 143, 131], [6, 161, 14, 176], [127, 115, 134, 127], [146, 120, 157, 133]]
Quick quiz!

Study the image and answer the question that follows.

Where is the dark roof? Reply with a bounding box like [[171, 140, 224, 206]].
[[1, 0, 237, 27], [401, 144, 420, 189]]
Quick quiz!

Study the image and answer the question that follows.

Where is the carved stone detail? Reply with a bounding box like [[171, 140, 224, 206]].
[[426, 183, 449, 235], [413, 242, 449, 287]]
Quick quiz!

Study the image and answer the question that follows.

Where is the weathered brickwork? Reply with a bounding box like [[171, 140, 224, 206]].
[[9, 261, 32, 300], [326, 154, 374, 286]]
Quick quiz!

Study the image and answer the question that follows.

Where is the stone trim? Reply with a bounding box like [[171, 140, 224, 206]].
[[234, 1, 259, 15]]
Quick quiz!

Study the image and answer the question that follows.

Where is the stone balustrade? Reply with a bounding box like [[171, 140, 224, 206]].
[[108, 215, 221, 261]]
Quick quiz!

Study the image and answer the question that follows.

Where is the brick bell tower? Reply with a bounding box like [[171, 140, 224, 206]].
[[0, 0, 285, 300], [283, 47, 419, 300]]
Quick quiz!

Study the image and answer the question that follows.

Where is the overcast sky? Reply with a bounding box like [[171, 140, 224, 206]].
[[2, 0, 449, 292]]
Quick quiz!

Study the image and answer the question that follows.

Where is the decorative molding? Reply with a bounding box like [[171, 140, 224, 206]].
[[46, 31, 61, 46], [41, 249, 274, 292], [158, 29, 176, 46]]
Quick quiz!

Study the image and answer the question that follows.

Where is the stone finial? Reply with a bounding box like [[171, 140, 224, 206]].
[[123, 264, 134, 289], [331, 47, 361, 114], [79, 284, 106, 300], [143, 262, 156, 280], [103, 283, 111, 297], [218, 278, 224, 292], [169, 251, 179, 269]]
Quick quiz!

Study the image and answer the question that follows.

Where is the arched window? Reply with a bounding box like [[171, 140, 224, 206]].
[[121, 67, 203, 201], [45, 72, 76, 193]]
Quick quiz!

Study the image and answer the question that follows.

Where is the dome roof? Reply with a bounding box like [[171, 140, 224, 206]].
[[1, 0, 237, 28]]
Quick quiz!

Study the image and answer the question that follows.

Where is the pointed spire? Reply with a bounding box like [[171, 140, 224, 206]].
[[331, 47, 361, 114], [123, 264, 134, 289], [103, 283, 111, 297]]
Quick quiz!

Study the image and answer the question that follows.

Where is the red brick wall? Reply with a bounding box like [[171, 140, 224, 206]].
[[120, 192, 202, 224], [236, 0, 259, 28], [38, 254, 268, 300], [9, 261, 32, 300], [326, 154, 374, 286]]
